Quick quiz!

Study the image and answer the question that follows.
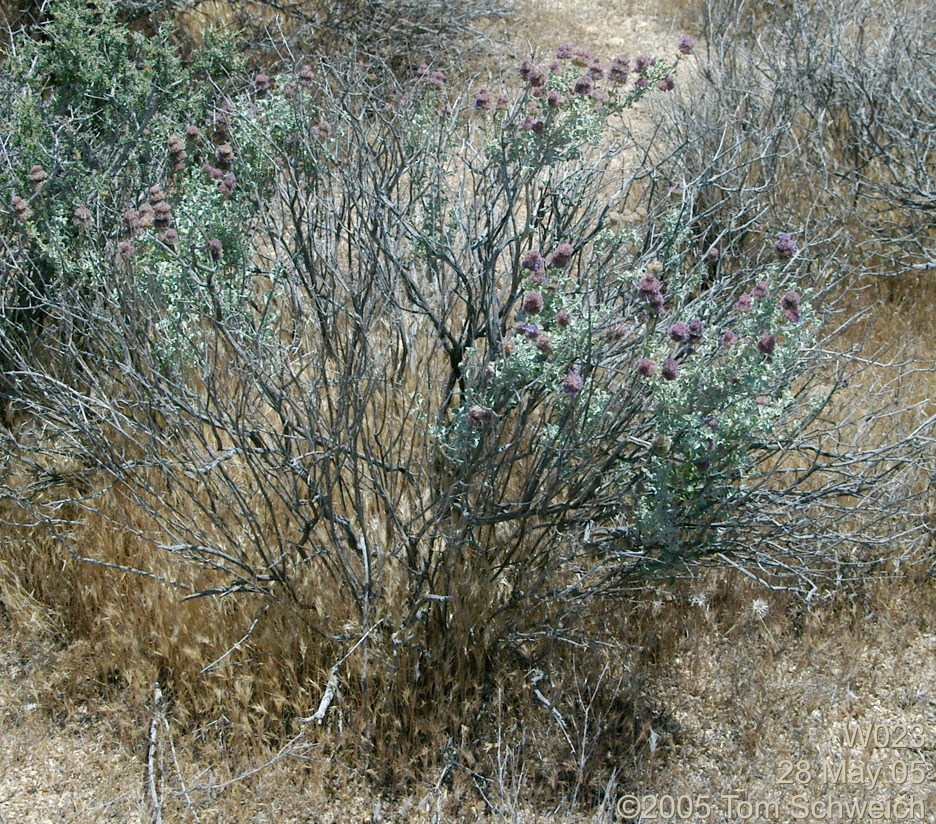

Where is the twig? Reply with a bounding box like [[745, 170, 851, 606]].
[[147, 684, 164, 824]]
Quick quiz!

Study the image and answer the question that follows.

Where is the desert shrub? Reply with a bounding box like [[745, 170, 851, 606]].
[[0, 2, 932, 805]]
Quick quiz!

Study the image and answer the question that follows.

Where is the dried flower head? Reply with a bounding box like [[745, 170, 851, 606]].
[[720, 330, 738, 347], [118, 240, 134, 258], [705, 246, 720, 263], [661, 357, 680, 381], [72, 204, 92, 229], [11, 195, 32, 222], [149, 185, 166, 205], [555, 309, 571, 327], [503, 338, 515, 357], [161, 227, 179, 248], [28, 165, 48, 186], [646, 259, 664, 274], [138, 203, 155, 228], [153, 200, 172, 228], [299, 65, 314, 86], [218, 172, 237, 197], [604, 323, 627, 343], [216, 144, 235, 170], [207, 238, 223, 261], [637, 357, 657, 378], [122, 208, 140, 234], [536, 333, 554, 354], [253, 73, 271, 97], [185, 124, 201, 140]]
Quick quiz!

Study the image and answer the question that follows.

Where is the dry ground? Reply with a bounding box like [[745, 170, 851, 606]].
[[1, 1, 934, 821]]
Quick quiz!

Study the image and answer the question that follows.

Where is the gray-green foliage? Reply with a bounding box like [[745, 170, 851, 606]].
[[0, 0, 245, 361]]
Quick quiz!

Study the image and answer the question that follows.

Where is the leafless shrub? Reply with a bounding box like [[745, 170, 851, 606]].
[[643, 0, 934, 280]]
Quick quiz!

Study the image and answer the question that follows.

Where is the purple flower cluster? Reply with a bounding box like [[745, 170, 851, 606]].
[[515, 321, 540, 339], [774, 232, 797, 259], [562, 368, 584, 395], [253, 73, 271, 98], [474, 87, 492, 110], [734, 294, 753, 312], [757, 332, 776, 355], [522, 248, 546, 280], [522, 290, 544, 315], [415, 64, 446, 89], [678, 35, 695, 55], [218, 172, 237, 198], [546, 242, 573, 269], [608, 55, 630, 85], [466, 405, 494, 428], [637, 357, 656, 378], [637, 271, 665, 313], [668, 321, 689, 343], [780, 290, 802, 323], [661, 357, 680, 381]]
